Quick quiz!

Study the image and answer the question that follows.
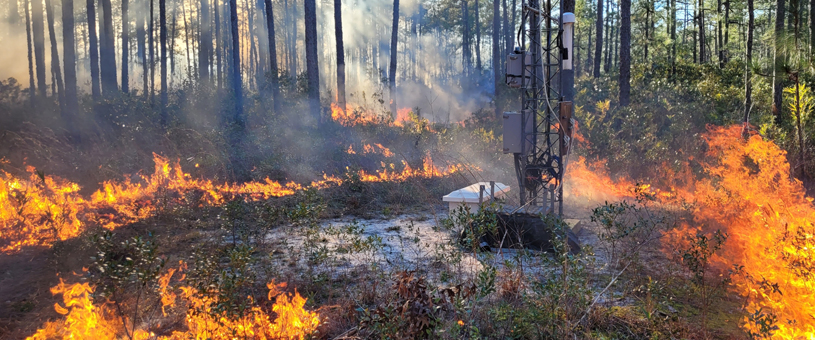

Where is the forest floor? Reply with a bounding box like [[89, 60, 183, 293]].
[[0, 174, 748, 339]]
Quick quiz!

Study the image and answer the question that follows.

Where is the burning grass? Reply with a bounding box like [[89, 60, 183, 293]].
[[0, 152, 473, 254], [25, 276, 320, 339]]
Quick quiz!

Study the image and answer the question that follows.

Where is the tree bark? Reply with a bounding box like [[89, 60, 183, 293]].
[[493, 0, 502, 116], [214, 0, 221, 86], [461, 0, 472, 77], [810, 0, 814, 55], [291, 0, 297, 81], [333, 0, 345, 110], [594, 0, 603, 77], [613, 14, 618, 67], [388, 0, 399, 118], [200, 0, 211, 81], [160, 0, 168, 123], [604, 0, 611, 73], [25, 0, 35, 105], [100, 0, 117, 94], [698, 0, 705, 63], [304, 0, 318, 120], [149, 0, 154, 100], [32, 0, 47, 97], [45, 0, 64, 108], [62, 0, 78, 134], [122, 0, 130, 93], [724, 0, 729, 63], [138, 0, 147, 96], [743, 0, 753, 128], [264, 0, 281, 113], [619, 0, 630, 106], [670, 0, 676, 77], [475, 0, 481, 72], [502, 0, 510, 56], [772, 0, 786, 119]]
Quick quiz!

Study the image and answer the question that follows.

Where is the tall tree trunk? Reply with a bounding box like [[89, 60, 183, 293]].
[[670, 0, 676, 76], [32, 0, 46, 97], [63, 0, 78, 135], [772, 0, 785, 119], [304, 0, 318, 120], [170, 3, 176, 75], [493, 0, 501, 116], [100, 0, 117, 94], [200, 0, 211, 81], [594, 0, 603, 77], [603, 0, 611, 73], [264, 0, 280, 113], [86, 0, 100, 99], [333, 0, 344, 110], [717, 0, 723, 67], [502, 0, 510, 56], [160, 0, 168, 123], [122, 0, 130, 93], [388, 0, 398, 118], [724, 0, 729, 63], [182, 0, 192, 76], [475, 0, 481, 71], [230, 0, 243, 123], [810, 0, 814, 55], [461, 0, 472, 77], [743, 0, 753, 129], [45, 0, 64, 108], [698, 0, 704, 63], [149, 0, 154, 100], [291, 0, 298, 80], [138, 0, 147, 96], [791, 0, 799, 43], [612, 14, 618, 67], [215, 0, 221, 86], [619, 0, 630, 106], [25, 0, 35, 105]]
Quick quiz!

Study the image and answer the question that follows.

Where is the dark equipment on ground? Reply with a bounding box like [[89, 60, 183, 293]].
[[461, 213, 581, 255]]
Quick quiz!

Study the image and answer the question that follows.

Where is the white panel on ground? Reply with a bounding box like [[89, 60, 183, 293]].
[[442, 182, 510, 212]]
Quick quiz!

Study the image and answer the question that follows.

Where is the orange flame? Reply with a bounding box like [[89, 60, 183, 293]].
[[1, 153, 469, 254], [568, 125, 815, 338], [26, 277, 319, 339]]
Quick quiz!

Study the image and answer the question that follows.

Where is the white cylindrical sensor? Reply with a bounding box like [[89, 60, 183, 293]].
[[562, 12, 575, 70]]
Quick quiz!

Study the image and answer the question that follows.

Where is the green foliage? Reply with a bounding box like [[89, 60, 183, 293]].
[[89, 230, 166, 339]]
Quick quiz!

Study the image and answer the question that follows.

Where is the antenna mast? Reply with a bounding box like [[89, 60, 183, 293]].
[[504, 0, 575, 216]]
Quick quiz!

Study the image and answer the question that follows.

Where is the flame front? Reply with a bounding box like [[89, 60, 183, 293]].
[[1, 153, 467, 254], [27, 277, 319, 340], [567, 125, 815, 338]]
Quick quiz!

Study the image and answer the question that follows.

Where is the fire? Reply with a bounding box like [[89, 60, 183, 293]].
[[27, 276, 319, 339], [570, 125, 815, 338], [394, 107, 413, 126], [346, 143, 395, 157], [26, 280, 125, 340], [1, 153, 468, 254], [662, 125, 815, 338], [330, 102, 385, 126], [565, 156, 640, 199], [329, 102, 422, 128]]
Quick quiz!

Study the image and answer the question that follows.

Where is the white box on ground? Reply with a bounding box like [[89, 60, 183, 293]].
[[443, 182, 510, 212]]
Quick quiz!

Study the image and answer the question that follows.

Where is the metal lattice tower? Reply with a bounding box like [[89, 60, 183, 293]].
[[512, 0, 573, 216]]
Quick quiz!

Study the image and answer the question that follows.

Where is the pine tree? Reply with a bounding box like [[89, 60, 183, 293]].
[[619, 0, 630, 106], [304, 0, 319, 120], [333, 0, 345, 110], [388, 0, 399, 118]]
